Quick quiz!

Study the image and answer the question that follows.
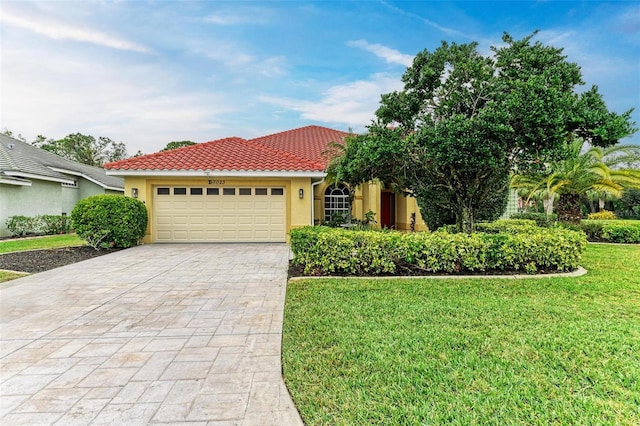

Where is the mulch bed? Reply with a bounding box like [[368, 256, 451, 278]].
[[0, 246, 122, 274]]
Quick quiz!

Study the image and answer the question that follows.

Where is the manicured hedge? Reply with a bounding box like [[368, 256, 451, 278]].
[[510, 212, 558, 227], [475, 219, 539, 233], [578, 220, 640, 243], [71, 195, 147, 249], [290, 226, 586, 276], [5, 215, 71, 237]]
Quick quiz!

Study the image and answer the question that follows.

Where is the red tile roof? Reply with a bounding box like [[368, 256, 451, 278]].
[[104, 125, 351, 172]]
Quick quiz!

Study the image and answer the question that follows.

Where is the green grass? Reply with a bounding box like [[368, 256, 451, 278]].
[[0, 270, 28, 283], [283, 244, 640, 425], [0, 234, 85, 254]]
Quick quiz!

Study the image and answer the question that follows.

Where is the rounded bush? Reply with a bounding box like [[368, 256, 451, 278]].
[[71, 195, 148, 248]]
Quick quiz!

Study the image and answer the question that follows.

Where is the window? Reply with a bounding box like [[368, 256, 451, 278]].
[[324, 184, 350, 221], [223, 188, 235, 196], [271, 188, 284, 196], [239, 188, 252, 196], [206, 188, 219, 195], [255, 188, 268, 195], [190, 188, 203, 195], [174, 188, 187, 195], [157, 187, 170, 195]]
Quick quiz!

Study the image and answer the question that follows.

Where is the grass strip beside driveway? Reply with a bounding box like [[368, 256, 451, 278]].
[[0, 234, 85, 254], [283, 244, 640, 425]]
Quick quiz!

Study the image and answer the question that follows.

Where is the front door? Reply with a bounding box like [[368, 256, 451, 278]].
[[380, 192, 396, 229]]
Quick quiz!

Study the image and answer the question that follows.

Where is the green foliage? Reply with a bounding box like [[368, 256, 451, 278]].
[[160, 140, 196, 152], [32, 132, 127, 166], [512, 139, 640, 225], [290, 226, 586, 276], [475, 219, 539, 233], [614, 188, 640, 218], [578, 220, 640, 243], [5, 216, 37, 237], [5, 215, 71, 237], [587, 210, 617, 220], [330, 32, 636, 234], [71, 195, 147, 249], [510, 212, 558, 227]]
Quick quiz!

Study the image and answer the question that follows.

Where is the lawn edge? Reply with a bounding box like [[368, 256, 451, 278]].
[[288, 266, 588, 281]]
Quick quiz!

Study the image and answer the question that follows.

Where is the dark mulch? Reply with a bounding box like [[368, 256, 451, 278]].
[[0, 246, 122, 273]]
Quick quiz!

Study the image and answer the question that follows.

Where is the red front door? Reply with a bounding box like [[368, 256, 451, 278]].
[[381, 192, 396, 229]]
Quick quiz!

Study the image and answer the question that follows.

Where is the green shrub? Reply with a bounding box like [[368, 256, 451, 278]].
[[39, 215, 71, 234], [289, 226, 586, 276], [600, 222, 640, 243], [5, 216, 37, 237], [475, 219, 539, 233], [71, 195, 147, 249], [578, 220, 640, 243], [587, 210, 617, 220], [510, 212, 558, 227], [5, 215, 70, 237]]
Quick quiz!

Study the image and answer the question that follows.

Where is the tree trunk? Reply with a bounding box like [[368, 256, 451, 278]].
[[598, 198, 605, 211], [557, 193, 582, 224], [460, 205, 474, 234], [543, 196, 554, 215]]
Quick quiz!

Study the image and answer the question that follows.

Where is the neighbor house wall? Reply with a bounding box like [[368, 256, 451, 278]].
[[0, 180, 63, 237]]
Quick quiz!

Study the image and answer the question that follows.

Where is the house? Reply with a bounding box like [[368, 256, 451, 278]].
[[0, 134, 125, 237], [103, 125, 428, 243]]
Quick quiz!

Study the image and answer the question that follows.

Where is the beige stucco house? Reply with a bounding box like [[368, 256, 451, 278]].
[[104, 125, 428, 244]]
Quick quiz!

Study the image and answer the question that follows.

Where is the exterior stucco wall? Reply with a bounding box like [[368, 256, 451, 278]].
[[0, 180, 63, 237]]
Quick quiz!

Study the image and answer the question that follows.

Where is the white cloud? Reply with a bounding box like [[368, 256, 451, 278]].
[[188, 42, 288, 77], [0, 10, 152, 53], [348, 40, 413, 67], [379, 0, 473, 40], [259, 73, 403, 127], [0, 45, 235, 154], [202, 8, 271, 26]]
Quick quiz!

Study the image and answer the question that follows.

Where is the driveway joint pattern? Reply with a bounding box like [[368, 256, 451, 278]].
[[1, 244, 302, 425]]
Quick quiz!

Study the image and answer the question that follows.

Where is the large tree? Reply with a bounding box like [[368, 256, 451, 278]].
[[33, 133, 127, 166], [329, 32, 636, 232]]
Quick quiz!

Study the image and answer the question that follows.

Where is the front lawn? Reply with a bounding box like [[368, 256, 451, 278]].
[[0, 234, 85, 254], [283, 243, 640, 425]]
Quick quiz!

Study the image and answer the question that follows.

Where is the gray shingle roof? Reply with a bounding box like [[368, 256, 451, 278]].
[[0, 134, 124, 190]]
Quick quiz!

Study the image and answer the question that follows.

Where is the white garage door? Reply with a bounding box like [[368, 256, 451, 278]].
[[153, 186, 286, 242]]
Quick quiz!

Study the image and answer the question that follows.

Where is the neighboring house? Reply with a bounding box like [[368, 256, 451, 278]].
[[0, 134, 125, 237], [104, 125, 429, 243]]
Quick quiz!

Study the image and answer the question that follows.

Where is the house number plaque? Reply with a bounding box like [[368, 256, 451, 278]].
[[208, 180, 225, 185]]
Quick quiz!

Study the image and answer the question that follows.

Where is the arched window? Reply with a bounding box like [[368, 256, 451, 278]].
[[324, 184, 350, 222]]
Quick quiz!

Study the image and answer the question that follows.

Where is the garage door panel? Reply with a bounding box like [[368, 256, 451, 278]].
[[222, 215, 238, 225], [206, 216, 221, 225], [173, 201, 189, 210], [190, 215, 204, 225], [154, 186, 286, 243], [254, 215, 269, 225], [157, 215, 172, 225]]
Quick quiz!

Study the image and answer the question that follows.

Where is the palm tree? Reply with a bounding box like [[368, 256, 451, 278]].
[[511, 139, 640, 224]]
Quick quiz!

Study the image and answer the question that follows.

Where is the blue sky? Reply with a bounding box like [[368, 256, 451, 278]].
[[1, 1, 638, 154]]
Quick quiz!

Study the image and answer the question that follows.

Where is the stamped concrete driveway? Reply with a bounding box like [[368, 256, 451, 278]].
[[0, 244, 303, 425]]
